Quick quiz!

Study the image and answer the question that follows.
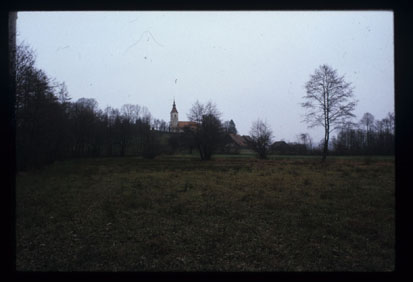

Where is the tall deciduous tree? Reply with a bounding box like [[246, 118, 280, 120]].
[[297, 133, 313, 151], [249, 119, 273, 159], [187, 100, 224, 160], [360, 112, 375, 133], [359, 112, 375, 151], [302, 65, 357, 161]]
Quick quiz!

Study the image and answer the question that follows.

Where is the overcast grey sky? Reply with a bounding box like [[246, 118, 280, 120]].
[[16, 11, 394, 143]]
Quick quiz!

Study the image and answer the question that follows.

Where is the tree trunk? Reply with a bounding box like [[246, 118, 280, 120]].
[[322, 121, 329, 161], [322, 135, 329, 161]]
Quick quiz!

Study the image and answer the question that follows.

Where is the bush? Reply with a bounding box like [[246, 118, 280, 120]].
[[142, 131, 161, 159]]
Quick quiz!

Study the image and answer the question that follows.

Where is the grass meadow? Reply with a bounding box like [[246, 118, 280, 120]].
[[16, 155, 395, 271]]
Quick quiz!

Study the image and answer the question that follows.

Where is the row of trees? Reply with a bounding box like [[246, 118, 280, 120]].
[[15, 42, 244, 168], [16, 42, 393, 168], [268, 110, 394, 157], [331, 112, 394, 155], [16, 42, 166, 170]]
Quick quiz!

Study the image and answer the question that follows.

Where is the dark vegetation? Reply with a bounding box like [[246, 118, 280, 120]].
[[186, 101, 225, 161], [15, 41, 395, 272], [248, 119, 273, 159], [16, 43, 164, 170], [270, 110, 395, 157], [331, 112, 395, 155], [15, 43, 239, 169], [16, 156, 395, 271], [16, 43, 394, 171]]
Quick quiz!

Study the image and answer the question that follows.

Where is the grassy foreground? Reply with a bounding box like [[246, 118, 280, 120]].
[[16, 156, 395, 271]]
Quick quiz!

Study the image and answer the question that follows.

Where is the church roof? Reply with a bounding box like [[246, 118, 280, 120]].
[[171, 100, 178, 113], [177, 121, 197, 128]]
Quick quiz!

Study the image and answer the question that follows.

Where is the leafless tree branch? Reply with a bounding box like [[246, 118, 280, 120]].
[[301, 65, 357, 160]]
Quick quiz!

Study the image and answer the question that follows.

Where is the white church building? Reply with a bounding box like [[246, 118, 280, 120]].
[[169, 100, 197, 133]]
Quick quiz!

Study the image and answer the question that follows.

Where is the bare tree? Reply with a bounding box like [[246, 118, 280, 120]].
[[187, 100, 223, 160], [382, 112, 394, 134], [249, 119, 273, 159], [56, 82, 71, 105], [360, 112, 375, 132], [121, 104, 141, 123], [359, 112, 375, 148], [297, 133, 313, 151], [187, 100, 221, 124], [139, 105, 152, 124], [159, 120, 168, 132], [302, 65, 357, 161]]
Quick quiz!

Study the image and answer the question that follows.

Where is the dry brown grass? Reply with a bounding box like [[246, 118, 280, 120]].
[[16, 156, 395, 271]]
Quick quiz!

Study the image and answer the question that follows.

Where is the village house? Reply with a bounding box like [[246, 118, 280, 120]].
[[220, 133, 251, 153]]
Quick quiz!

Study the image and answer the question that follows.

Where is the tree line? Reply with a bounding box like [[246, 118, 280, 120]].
[[268, 110, 394, 157], [16, 42, 170, 170], [331, 112, 394, 155], [16, 42, 394, 170], [15, 42, 241, 169]]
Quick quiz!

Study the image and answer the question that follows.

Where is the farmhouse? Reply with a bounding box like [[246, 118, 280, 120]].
[[222, 133, 251, 153], [169, 100, 197, 133]]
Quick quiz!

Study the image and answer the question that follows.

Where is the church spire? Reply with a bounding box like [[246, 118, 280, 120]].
[[171, 99, 178, 113], [170, 98, 179, 131]]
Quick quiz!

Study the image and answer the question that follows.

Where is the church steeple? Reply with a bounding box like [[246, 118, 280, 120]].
[[170, 99, 179, 131], [171, 99, 178, 113]]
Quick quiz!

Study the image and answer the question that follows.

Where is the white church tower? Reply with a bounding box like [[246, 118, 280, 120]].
[[170, 99, 179, 132]]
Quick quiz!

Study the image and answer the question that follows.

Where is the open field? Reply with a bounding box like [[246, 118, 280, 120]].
[[16, 156, 395, 271]]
